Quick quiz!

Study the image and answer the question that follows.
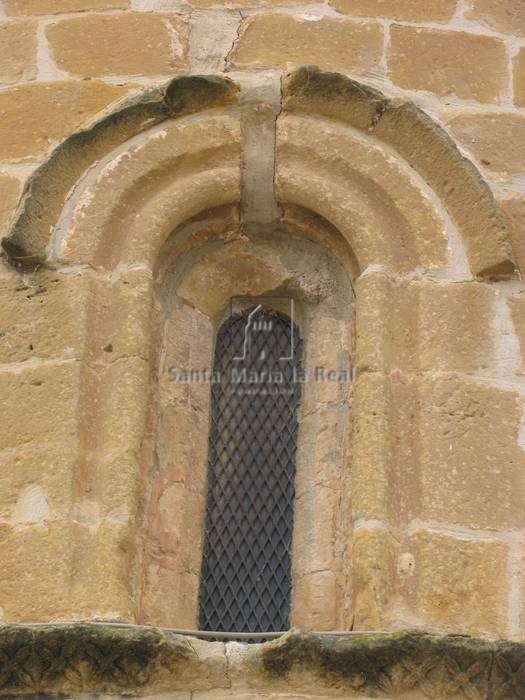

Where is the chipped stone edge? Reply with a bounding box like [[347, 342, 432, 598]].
[[0, 624, 524, 697], [281, 65, 516, 281], [0, 74, 239, 269]]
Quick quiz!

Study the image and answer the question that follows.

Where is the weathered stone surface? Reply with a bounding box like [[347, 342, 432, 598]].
[[0, 81, 129, 161], [0, 20, 37, 84], [0, 442, 75, 524], [0, 625, 521, 697], [177, 242, 291, 315], [0, 623, 227, 694], [351, 528, 397, 629], [500, 195, 525, 275], [388, 25, 508, 102], [232, 15, 383, 74], [291, 571, 338, 630], [46, 13, 188, 78], [259, 629, 507, 697], [282, 66, 514, 278], [418, 281, 496, 372], [0, 524, 73, 621], [5, 0, 128, 13], [420, 377, 525, 529], [330, 0, 457, 22], [0, 268, 89, 363], [515, 47, 525, 106], [465, 0, 525, 36], [447, 111, 525, 179], [1, 75, 238, 263], [355, 274, 496, 373], [509, 292, 525, 371], [412, 530, 508, 637], [0, 174, 20, 234], [0, 361, 79, 451]]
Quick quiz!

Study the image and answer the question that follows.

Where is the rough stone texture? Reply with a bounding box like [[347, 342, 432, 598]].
[[1, 75, 239, 263], [0, 442, 75, 525], [0, 524, 74, 621], [329, 0, 457, 22], [412, 531, 508, 637], [0, 624, 227, 695], [0, 81, 129, 162], [465, 0, 525, 37], [447, 112, 525, 179], [46, 13, 188, 78], [388, 25, 508, 103], [501, 195, 525, 276], [351, 528, 397, 630], [282, 66, 514, 279], [515, 47, 525, 106], [355, 274, 497, 374], [0, 625, 522, 697], [0, 268, 89, 363], [232, 16, 384, 75], [508, 293, 525, 371], [4, 0, 129, 14], [0, 361, 79, 451], [419, 377, 525, 529], [0, 174, 20, 235], [0, 20, 37, 85]]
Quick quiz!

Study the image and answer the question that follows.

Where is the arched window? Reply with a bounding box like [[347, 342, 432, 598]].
[[198, 306, 303, 634]]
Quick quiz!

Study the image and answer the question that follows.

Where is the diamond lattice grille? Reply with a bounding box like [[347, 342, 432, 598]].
[[198, 306, 303, 635]]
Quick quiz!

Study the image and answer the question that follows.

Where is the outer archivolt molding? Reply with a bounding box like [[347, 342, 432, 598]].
[[1, 74, 239, 266], [282, 66, 515, 279], [0, 66, 515, 278]]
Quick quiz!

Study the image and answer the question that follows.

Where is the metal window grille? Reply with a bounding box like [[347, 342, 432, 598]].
[[198, 306, 303, 636]]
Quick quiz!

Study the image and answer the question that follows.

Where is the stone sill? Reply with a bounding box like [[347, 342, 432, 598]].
[[0, 623, 523, 698]]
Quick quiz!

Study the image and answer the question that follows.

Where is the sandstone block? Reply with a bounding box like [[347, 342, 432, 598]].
[[0, 174, 20, 234], [509, 293, 525, 372], [232, 15, 383, 75], [0, 20, 37, 85], [351, 527, 397, 629], [140, 563, 199, 628], [70, 521, 134, 619], [354, 274, 418, 373], [46, 13, 188, 78], [84, 269, 154, 364], [418, 281, 496, 373], [0, 81, 128, 161], [0, 268, 90, 363], [0, 443, 76, 523], [500, 196, 525, 276], [420, 377, 525, 529], [447, 112, 525, 179], [5, 0, 128, 14], [350, 373, 390, 521], [355, 274, 496, 374], [330, 0, 457, 22], [0, 523, 73, 621], [465, 0, 525, 37], [0, 361, 79, 451], [291, 571, 338, 630], [411, 530, 508, 636], [388, 25, 508, 103], [514, 47, 525, 106]]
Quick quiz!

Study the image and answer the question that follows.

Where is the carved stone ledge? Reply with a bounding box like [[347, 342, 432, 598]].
[[0, 624, 523, 698]]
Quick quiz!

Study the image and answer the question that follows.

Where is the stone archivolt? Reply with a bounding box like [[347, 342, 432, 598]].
[[0, 67, 522, 642]]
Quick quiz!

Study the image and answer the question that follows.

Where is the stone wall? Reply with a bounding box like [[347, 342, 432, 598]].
[[0, 0, 525, 656]]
